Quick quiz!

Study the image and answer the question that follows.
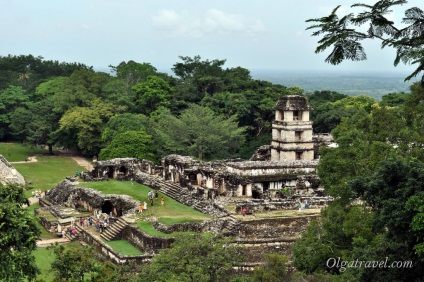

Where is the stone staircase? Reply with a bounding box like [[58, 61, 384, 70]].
[[100, 217, 128, 241], [64, 225, 82, 241], [156, 179, 229, 217]]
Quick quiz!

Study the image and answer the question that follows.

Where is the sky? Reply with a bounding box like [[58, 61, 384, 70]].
[[1, 0, 421, 74]]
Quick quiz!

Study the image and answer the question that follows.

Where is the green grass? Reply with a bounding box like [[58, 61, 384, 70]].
[[158, 217, 204, 225], [26, 204, 57, 239], [14, 155, 86, 197], [107, 240, 143, 256], [0, 142, 46, 162], [33, 241, 83, 282], [79, 180, 211, 222], [136, 221, 175, 237]]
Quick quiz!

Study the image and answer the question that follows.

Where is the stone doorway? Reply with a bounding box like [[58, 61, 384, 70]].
[[102, 200, 113, 215]]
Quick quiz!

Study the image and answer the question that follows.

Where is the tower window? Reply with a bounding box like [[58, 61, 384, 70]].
[[293, 111, 302, 121], [296, 152, 303, 160], [295, 131, 302, 141]]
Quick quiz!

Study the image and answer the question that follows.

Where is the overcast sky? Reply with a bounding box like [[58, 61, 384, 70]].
[[1, 0, 421, 74]]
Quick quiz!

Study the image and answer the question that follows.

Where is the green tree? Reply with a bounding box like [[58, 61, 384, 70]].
[[50, 245, 98, 281], [0, 85, 30, 140], [306, 0, 424, 83], [140, 235, 243, 282], [99, 130, 154, 161], [109, 61, 159, 94], [380, 92, 409, 107], [172, 55, 226, 103], [101, 113, 149, 145], [57, 99, 118, 156], [132, 75, 173, 115], [153, 105, 245, 160], [252, 253, 291, 282], [0, 184, 41, 281], [51, 70, 110, 115], [102, 78, 135, 112], [348, 158, 424, 281]]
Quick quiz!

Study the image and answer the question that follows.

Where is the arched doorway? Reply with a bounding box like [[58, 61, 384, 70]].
[[102, 200, 113, 215]]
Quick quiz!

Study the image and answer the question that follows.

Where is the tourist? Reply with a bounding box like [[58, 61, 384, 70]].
[[155, 191, 158, 200], [139, 204, 143, 213], [148, 191, 154, 206], [161, 197, 165, 206], [143, 201, 148, 211], [131, 178, 134, 185], [298, 201, 302, 213], [242, 207, 247, 216]]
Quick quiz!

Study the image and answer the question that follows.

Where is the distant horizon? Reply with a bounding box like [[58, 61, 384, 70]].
[[93, 65, 415, 78]]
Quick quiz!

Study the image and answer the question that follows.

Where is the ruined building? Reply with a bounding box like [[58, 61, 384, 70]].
[[91, 95, 328, 203], [161, 95, 323, 200], [0, 155, 25, 185]]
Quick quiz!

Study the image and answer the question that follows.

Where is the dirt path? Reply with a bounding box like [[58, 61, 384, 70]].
[[10, 156, 38, 164], [71, 156, 94, 171]]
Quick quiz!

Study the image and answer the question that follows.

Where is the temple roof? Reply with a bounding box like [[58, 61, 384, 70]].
[[274, 95, 313, 111]]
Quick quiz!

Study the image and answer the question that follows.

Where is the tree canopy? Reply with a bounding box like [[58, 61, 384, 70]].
[[306, 0, 424, 83], [140, 235, 243, 282], [153, 105, 246, 160], [0, 184, 41, 281]]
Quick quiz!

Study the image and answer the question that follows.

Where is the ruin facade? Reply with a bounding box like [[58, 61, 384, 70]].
[[0, 155, 25, 185], [160, 95, 325, 200], [90, 95, 330, 205]]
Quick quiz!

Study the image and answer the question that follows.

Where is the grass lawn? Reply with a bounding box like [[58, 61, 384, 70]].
[[107, 240, 143, 256], [34, 241, 83, 282], [79, 180, 211, 223], [0, 142, 46, 162], [14, 155, 86, 197], [26, 203, 57, 239]]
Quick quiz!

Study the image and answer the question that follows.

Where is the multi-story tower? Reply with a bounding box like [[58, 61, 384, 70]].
[[270, 95, 314, 161]]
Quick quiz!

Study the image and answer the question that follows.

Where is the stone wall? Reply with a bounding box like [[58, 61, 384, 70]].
[[120, 225, 174, 254], [45, 179, 139, 217], [238, 215, 320, 240], [0, 155, 25, 185], [79, 228, 153, 265], [235, 197, 333, 213]]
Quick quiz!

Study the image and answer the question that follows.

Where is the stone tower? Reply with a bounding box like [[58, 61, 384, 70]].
[[270, 95, 314, 161]]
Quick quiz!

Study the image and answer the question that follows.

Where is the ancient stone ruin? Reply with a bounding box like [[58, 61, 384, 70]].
[[0, 155, 25, 185], [35, 95, 334, 266]]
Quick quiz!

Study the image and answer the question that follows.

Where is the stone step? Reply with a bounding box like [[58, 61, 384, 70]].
[[100, 217, 128, 241]]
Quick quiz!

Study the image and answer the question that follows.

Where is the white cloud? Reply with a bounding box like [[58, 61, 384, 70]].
[[151, 9, 182, 28], [151, 8, 265, 38]]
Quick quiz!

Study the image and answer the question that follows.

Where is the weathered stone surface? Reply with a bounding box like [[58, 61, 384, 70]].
[[250, 145, 271, 161], [45, 179, 139, 216], [0, 155, 25, 185]]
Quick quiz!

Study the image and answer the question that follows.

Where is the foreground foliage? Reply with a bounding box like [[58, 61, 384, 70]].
[[0, 184, 41, 281], [306, 0, 424, 83], [140, 235, 243, 282], [293, 82, 424, 281]]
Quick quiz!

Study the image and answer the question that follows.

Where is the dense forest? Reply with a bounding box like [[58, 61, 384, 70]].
[[1, 53, 424, 281], [0, 54, 351, 162]]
